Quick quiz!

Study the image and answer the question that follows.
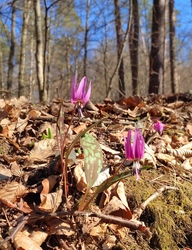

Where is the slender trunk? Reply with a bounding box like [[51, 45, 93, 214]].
[[114, 0, 125, 98], [0, 46, 4, 89], [66, 37, 71, 89], [129, 0, 139, 95], [107, 5, 131, 98], [18, 0, 30, 97], [7, 1, 16, 91], [46, 29, 51, 101], [169, 0, 179, 93], [34, 0, 46, 101], [149, 0, 166, 94], [29, 35, 35, 101], [162, 0, 168, 94], [83, 0, 90, 76]]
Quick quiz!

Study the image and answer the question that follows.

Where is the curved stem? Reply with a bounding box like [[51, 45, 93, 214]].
[[82, 158, 126, 211]]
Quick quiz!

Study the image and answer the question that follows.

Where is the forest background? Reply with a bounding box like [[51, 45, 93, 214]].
[[0, 0, 192, 102]]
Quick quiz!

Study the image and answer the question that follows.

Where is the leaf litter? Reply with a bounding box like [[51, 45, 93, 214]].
[[0, 94, 192, 249]]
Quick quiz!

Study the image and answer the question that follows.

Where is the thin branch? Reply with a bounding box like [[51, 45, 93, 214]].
[[133, 185, 178, 219]]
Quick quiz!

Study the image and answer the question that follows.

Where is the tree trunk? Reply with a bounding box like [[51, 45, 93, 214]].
[[34, 0, 47, 101], [83, 0, 90, 76], [0, 46, 4, 90], [169, 0, 179, 93], [29, 34, 35, 101], [18, 0, 30, 97], [114, 0, 125, 98], [129, 0, 139, 95], [7, 1, 16, 91], [149, 0, 166, 94]]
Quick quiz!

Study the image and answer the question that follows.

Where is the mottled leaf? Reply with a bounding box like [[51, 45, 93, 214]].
[[80, 133, 103, 188]]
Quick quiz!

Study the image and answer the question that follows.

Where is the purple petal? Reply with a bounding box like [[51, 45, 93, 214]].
[[83, 81, 91, 105], [124, 130, 134, 160], [134, 129, 145, 159], [71, 76, 77, 104], [75, 77, 87, 100], [154, 121, 164, 135]]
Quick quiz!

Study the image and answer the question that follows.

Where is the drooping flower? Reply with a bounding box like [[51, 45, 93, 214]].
[[71, 76, 91, 107], [124, 128, 145, 180], [124, 128, 145, 160], [154, 121, 164, 135]]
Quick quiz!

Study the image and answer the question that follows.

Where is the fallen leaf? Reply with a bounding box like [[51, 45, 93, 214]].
[[28, 138, 56, 162], [14, 232, 42, 250], [0, 181, 27, 203], [39, 188, 63, 212]]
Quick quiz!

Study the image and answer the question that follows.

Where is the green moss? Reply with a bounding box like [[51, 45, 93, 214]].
[[123, 170, 192, 249]]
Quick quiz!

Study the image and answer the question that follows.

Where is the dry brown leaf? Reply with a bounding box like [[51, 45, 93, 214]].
[[30, 229, 49, 246], [108, 223, 126, 239], [182, 158, 192, 171], [74, 163, 87, 192], [0, 118, 16, 137], [14, 232, 42, 250], [0, 165, 12, 181], [15, 117, 28, 133], [142, 144, 156, 168], [156, 153, 175, 163], [100, 182, 132, 219], [0, 181, 27, 203], [28, 109, 41, 119], [100, 143, 120, 155], [29, 138, 56, 161], [118, 95, 143, 107], [89, 222, 107, 237], [127, 106, 144, 118], [47, 217, 76, 236], [73, 123, 87, 134], [41, 175, 58, 195], [39, 188, 62, 212], [10, 96, 28, 109], [103, 196, 132, 219], [102, 235, 117, 249], [166, 100, 184, 109]]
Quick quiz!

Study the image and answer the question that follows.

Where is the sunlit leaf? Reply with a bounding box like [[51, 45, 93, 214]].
[[80, 133, 103, 188]]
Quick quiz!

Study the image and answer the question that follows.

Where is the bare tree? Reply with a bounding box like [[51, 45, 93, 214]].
[[7, 0, 16, 91], [149, 0, 166, 94], [169, 0, 179, 93], [18, 0, 30, 97], [83, 0, 90, 76], [129, 0, 139, 95], [114, 0, 125, 98], [34, 0, 47, 101]]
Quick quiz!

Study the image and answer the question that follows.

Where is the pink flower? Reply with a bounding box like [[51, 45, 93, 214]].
[[154, 121, 164, 135], [124, 129, 145, 180], [71, 76, 91, 107], [124, 129, 145, 160]]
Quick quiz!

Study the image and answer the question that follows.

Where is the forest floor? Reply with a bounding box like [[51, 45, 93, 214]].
[[0, 93, 192, 250]]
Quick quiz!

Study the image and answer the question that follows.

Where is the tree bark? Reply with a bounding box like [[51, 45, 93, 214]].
[[7, 1, 16, 91], [34, 0, 47, 101], [114, 0, 125, 98], [129, 0, 139, 95], [169, 0, 179, 93], [18, 0, 30, 97], [149, 0, 166, 94], [83, 0, 90, 76]]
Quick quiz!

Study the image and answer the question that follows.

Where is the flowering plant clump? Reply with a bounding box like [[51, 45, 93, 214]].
[[71, 76, 91, 116], [154, 121, 164, 135], [124, 128, 145, 180]]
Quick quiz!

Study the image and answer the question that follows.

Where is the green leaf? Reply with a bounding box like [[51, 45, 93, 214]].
[[80, 133, 103, 188]]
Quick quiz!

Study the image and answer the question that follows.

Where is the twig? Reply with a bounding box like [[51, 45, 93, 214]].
[[0, 208, 152, 247], [132, 185, 178, 219]]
